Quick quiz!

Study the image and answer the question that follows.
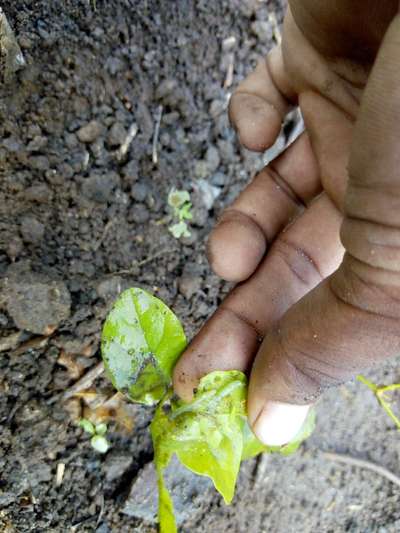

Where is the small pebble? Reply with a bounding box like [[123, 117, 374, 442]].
[[178, 273, 202, 299], [104, 452, 133, 483], [106, 57, 125, 76], [128, 204, 150, 224], [122, 160, 139, 183], [20, 215, 45, 244], [29, 155, 50, 171], [24, 184, 52, 203], [6, 236, 23, 260], [0, 313, 8, 327], [130, 182, 149, 203], [205, 145, 221, 174], [251, 20, 273, 43], [81, 174, 120, 203], [194, 160, 208, 179], [77, 120, 103, 143], [210, 172, 228, 187], [222, 35, 237, 52], [96, 524, 111, 533], [108, 122, 127, 146], [6, 275, 71, 334], [26, 135, 48, 152], [96, 276, 123, 300]]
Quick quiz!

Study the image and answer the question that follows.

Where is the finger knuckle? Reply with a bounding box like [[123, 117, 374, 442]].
[[342, 215, 400, 272], [273, 237, 323, 287], [331, 256, 400, 323], [281, 349, 343, 404]]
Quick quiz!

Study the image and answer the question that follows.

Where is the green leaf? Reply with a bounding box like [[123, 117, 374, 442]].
[[155, 459, 177, 533], [177, 202, 193, 222], [90, 435, 110, 454], [95, 422, 108, 436], [241, 421, 267, 460], [150, 371, 316, 532], [101, 288, 187, 405], [79, 418, 95, 435], [151, 371, 247, 509], [101, 288, 316, 532], [169, 221, 191, 239], [168, 188, 191, 209]]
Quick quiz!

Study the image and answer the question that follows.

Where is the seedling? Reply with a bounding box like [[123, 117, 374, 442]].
[[167, 189, 193, 239], [101, 288, 314, 533], [358, 375, 400, 430], [79, 418, 110, 454]]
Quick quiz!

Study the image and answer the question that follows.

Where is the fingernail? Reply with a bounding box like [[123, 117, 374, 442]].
[[252, 402, 311, 446]]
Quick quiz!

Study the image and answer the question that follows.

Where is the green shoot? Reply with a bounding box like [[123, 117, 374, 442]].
[[91, 434, 109, 453], [169, 221, 191, 239], [79, 418, 95, 435], [357, 375, 400, 430], [79, 418, 110, 453], [101, 288, 315, 532], [167, 188, 193, 239], [95, 422, 108, 436]]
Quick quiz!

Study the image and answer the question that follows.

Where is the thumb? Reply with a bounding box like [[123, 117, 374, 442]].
[[248, 11, 400, 446]]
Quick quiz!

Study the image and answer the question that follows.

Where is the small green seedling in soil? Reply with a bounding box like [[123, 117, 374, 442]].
[[101, 288, 315, 533], [358, 375, 400, 430], [167, 188, 193, 239], [79, 418, 110, 454]]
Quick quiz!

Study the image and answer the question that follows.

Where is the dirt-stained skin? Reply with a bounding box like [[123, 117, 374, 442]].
[[174, 0, 400, 447]]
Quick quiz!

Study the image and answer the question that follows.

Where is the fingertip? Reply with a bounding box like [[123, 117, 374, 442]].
[[207, 213, 267, 282], [250, 401, 311, 446], [229, 92, 283, 152]]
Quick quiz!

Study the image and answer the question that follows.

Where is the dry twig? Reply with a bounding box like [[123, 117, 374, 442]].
[[109, 248, 175, 276], [93, 219, 114, 251], [0, 331, 24, 352], [152, 105, 163, 164], [55, 463, 65, 487], [62, 361, 104, 401], [252, 453, 270, 487], [324, 451, 400, 489], [117, 122, 138, 159], [223, 53, 235, 89], [11, 335, 49, 356]]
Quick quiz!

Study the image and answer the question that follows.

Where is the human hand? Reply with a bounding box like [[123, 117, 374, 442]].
[[173, 2, 400, 446]]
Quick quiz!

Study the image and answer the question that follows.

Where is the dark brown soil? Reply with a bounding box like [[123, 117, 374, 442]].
[[1, 1, 400, 532]]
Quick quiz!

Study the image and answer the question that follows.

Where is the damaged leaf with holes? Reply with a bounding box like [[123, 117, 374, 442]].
[[101, 287, 315, 533], [101, 288, 187, 405], [151, 370, 315, 532]]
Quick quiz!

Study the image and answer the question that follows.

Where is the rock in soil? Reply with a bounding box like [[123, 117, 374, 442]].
[[0, 7, 25, 83], [107, 122, 127, 147], [123, 455, 212, 525], [20, 215, 45, 244], [81, 173, 120, 203], [178, 263, 204, 299], [4, 272, 71, 334], [77, 120, 103, 143], [96, 276, 123, 301]]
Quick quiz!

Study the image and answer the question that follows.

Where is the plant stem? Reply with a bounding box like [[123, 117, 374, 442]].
[[376, 393, 400, 430], [358, 374, 400, 430], [356, 374, 377, 392]]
